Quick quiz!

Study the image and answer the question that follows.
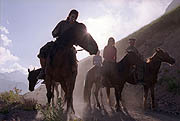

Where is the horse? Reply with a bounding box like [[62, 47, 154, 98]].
[[101, 48, 175, 111], [45, 22, 98, 113], [27, 68, 64, 102], [126, 48, 175, 110], [83, 65, 112, 110]]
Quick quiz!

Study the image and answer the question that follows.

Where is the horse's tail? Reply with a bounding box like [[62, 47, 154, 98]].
[[83, 72, 93, 103]]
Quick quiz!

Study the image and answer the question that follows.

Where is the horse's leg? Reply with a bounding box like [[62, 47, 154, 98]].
[[60, 81, 67, 106], [45, 75, 53, 104], [100, 88, 104, 110], [60, 85, 65, 99], [115, 83, 125, 112], [66, 77, 76, 114], [114, 87, 121, 112], [52, 83, 55, 106], [55, 83, 59, 99], [83, 76, 93, 110], [106, 87, 111, 106], [94, 84, 101, 109], [143, 85, 149, 110], [150, 85, 155, 110]]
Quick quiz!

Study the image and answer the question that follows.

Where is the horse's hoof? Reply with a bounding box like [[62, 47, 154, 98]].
[[97, 104, 101, 110], [116, 107, 121, 112]]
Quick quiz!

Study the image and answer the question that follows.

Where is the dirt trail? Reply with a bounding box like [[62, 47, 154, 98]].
[[20, 84, 180, 121]]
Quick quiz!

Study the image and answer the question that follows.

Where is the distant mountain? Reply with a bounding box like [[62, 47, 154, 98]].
[[3, 71, 28, 84], [165, 0, 180, 13], [0, 71, 28, 94]]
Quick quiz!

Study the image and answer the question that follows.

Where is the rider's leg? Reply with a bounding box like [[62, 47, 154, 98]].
[[37, 57, 46, 80]]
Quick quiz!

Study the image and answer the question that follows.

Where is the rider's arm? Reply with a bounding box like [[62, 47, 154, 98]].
[[114, 47, 117, 62], [52, 21, 63, 38]]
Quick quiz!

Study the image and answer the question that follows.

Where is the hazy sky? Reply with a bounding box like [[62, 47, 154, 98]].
[[0, 0, 172, 74]]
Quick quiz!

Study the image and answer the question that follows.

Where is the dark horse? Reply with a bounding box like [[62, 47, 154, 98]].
[[84, 48, 175, 112], [126, 48, 175, 110], [27, 68, 63, 102], [45, 23, 98, 113]]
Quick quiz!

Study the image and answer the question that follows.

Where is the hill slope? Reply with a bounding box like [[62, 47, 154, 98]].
[[165, 0, 180, 13]]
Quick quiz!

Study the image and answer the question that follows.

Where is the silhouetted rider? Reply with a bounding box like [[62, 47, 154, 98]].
[[37, 9, 79, 80]]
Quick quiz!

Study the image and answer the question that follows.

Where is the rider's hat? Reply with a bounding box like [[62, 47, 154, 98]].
[[128, 38, 136, 42]]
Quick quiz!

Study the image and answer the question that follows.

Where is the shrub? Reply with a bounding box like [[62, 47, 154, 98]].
[[0, 87, 22, 104], [37, 98, 64, 121], [0, 87, 38, 114]]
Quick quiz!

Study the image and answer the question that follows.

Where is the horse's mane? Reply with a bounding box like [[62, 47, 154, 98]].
[[146, 52, 157, 63]]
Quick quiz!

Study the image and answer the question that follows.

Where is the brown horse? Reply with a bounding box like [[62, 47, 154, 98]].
[[83, 65, 113, 110], [83, 66, 103, 109], [126, 48, 175, 110], [101, 48, 175, 112], [27, 68, 64, 101], [45, 23, 98, 113]]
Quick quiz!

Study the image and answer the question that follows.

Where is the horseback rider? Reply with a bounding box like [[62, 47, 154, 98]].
[[103, 37, 117, 63], [37, 9, 79, 79], [102, 37, 117, 87], [126, 38, 144, 84], [93, 50, 102, 67]]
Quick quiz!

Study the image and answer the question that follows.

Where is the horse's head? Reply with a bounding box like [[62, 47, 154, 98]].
[[155, 48, 175, 65], [27, 68, 40, 91], [72, 23, 98, 55]]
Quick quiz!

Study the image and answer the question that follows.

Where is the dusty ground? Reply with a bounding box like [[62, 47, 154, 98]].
[[1, 99, 179, 121], [3, 85, 175, 121]]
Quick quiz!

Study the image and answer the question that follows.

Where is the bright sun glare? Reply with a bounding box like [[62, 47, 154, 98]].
[[84, 17, 115, 50]]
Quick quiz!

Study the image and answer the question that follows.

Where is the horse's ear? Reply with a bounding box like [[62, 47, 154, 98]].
[[33, 67, 35, 70], [28, 68, 30, 73], [155, 48, 160, 52]]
